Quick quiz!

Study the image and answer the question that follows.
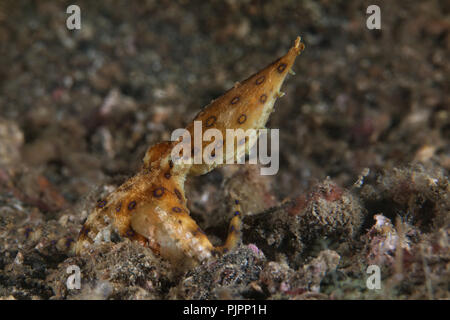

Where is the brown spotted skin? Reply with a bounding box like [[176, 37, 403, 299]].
[[75, 37, 305, 268], [187, 37, 305, 176]]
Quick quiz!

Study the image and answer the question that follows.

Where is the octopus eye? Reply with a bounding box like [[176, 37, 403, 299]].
[[174, 188, 183, 200]]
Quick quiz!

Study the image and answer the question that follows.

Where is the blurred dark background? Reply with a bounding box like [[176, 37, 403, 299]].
[[0, 0, 448, 203]]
